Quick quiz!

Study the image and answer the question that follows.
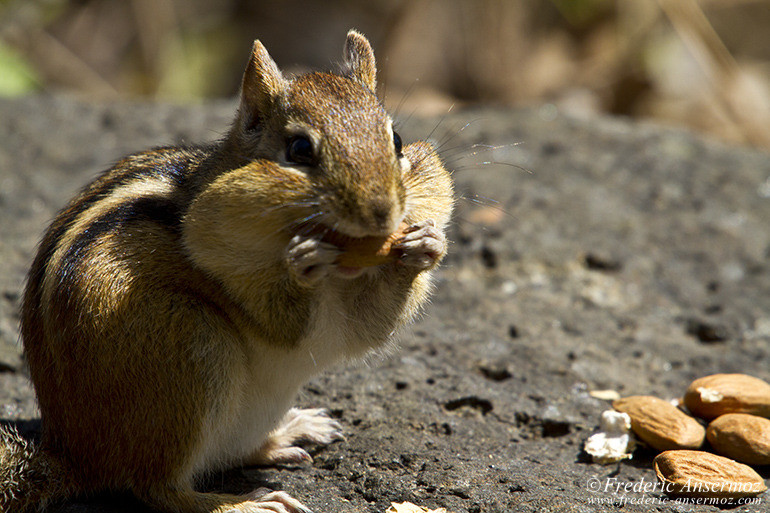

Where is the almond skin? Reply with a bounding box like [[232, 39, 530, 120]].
[[612, 396, 705, 451], [329, 221, 409, 268], [707, 413, 770, 465], [654, 450, 767, 498], [684, 374, 770, 421]]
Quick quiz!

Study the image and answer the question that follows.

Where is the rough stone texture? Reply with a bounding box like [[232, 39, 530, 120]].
[[1, 96, 769, 512]]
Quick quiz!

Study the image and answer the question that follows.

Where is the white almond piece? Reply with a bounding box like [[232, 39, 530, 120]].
[[589, 389, 621, 401], [584, 410, 636, 464], [698, 387, 724, 403]]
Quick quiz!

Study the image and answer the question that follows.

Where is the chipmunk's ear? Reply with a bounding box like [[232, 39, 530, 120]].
[[344, 30, 377, 91], [238, 40, 287, 131]]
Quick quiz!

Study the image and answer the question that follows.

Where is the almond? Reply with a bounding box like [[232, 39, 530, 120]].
[[654, 450, 766, 498], [314, 223, 409, 267], [612, 396, 704, 451], [684, 374, 770, 421], [707, 413, 770, 465]]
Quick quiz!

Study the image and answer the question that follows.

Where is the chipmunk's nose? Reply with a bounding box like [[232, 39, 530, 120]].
[[359, 190, 404, 236], [370, 197, 393, 231]]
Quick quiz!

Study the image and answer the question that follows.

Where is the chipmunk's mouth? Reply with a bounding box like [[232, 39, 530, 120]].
[[334, 265, 367, 278], [299, 221, 408, 275]]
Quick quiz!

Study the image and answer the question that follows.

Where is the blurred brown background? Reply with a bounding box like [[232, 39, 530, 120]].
[[1, 0, 769, 149]]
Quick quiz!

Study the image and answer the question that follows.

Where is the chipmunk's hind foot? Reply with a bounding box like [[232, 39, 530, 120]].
[[141, 487, 313, 513]]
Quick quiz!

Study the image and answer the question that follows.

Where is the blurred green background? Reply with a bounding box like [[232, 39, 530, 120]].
[[1, 0, 769, 149]]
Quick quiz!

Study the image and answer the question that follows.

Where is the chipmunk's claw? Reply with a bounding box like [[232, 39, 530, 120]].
[[285, 236, 340, 286], [394, 219, 445, 270]]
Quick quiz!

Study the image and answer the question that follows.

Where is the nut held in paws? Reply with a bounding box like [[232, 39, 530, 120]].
[[332, 222, 409, 268]]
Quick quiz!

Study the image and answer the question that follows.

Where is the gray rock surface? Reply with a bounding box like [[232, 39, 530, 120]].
[[1, 95, 769, 512]]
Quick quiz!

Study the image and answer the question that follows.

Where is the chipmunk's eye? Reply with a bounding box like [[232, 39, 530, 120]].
[[286, 135, 315, 165], [393, 131, 403, 155]]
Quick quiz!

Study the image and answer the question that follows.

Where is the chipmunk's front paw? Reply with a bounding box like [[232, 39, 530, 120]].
[[246, 408, 344, 466], [394, 219, 446, 271], [285, 235, 340, 286]]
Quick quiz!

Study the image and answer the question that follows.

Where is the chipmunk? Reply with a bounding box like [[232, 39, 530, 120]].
[[0, 30, 453, 513]]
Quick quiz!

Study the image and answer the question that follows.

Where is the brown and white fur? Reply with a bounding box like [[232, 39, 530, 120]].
[[2, 30, 453, 513]]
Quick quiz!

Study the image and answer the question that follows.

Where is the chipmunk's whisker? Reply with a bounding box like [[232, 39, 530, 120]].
[[390, 78, 420, 121], [455, 193, 516, 220], [424, 103, 456, 143]]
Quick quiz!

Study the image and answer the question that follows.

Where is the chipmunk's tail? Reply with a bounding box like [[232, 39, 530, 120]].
[[0, 424, 73, 513]]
